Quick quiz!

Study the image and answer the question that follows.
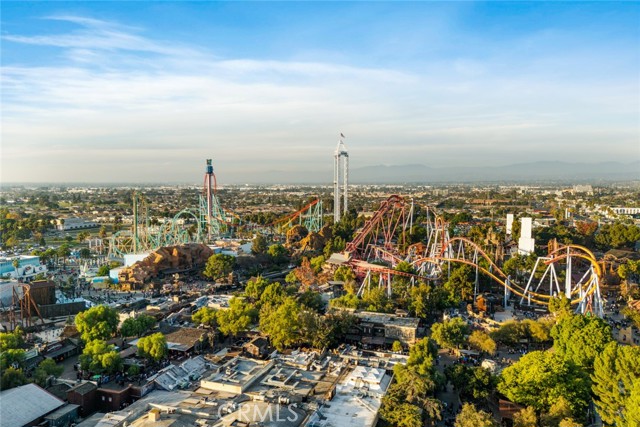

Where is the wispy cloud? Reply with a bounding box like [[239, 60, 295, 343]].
[[1, 12, 638, 183]]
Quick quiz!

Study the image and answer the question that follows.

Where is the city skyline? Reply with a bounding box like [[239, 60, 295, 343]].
[[2, 1, 639, 183]]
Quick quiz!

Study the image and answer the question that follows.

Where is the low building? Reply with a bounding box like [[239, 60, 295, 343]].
[[243, 336, 271, 359], [200, 356, 275, 394], [0, 383, 65, 427], [306, 366, 391, 427], [0, 255, 46, 280], [67, 382, 98, 417], [44, 404, 80, 427], [344, 310, 420, 347], [57, 217, 99, 231]]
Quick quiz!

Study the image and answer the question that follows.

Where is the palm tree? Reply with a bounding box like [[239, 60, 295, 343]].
[[12, 258, 21, 278]]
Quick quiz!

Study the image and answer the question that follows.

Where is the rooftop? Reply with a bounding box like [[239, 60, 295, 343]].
[[352, 311, 420, 329], [0, 383, 65, 427], [307, 366, 391, 427]]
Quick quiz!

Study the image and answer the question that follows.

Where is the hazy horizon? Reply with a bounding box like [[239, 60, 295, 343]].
[[2, 2, 639, 183]]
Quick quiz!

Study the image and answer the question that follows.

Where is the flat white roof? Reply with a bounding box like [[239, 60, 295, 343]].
[[310, 366, 391, 427]]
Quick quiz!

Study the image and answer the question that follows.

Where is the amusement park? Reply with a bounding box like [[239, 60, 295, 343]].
[[0, 138, 639, 427]]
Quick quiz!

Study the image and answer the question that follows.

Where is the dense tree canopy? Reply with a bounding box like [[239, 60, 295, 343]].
[[120, 314, 156, 338], [75, 305, 119, 342], [203, 254, 236, 282], [244, 276, 270, 300], [455, 403, 498, 427], [33, 358, 64, 387], [260, 297, 302, 350], [591, 342, 640, 427], [79, 340, 122, 374], [192, 306, 218, 327], [431, 317, 469, 349], [0, 367, 27, 390], [468, 330, 497, 355], [498, 351, 590, 418], [216, 297, 258, 337], [137, 333, 168, 362], [551, 314, 613, 369]]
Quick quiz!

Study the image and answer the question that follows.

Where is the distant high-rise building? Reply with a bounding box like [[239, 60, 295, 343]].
[[334, 136, 349, 222], [506, 214, 514, 235], [518, 217, 535, 255]]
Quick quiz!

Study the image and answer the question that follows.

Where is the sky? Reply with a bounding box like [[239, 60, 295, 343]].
[[1, 1, 639, 183]]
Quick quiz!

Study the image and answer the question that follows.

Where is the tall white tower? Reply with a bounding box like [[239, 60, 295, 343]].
[[334, 135, 349, 222]]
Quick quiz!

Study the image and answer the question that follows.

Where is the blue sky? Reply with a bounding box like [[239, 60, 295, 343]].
[[1, 1, 639, 183]]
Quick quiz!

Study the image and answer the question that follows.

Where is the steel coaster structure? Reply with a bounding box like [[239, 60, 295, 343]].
[[245, 198, 325, 236], [108, 160, 233, 257], [272, 199, 324, 234], [339, 194, 604, 316]]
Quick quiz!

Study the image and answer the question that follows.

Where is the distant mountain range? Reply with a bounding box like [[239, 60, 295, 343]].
[[256, 161, 640, 184]]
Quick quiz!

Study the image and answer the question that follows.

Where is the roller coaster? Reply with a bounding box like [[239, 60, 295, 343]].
[[339, 195, 604, 316], [108, 160, 325, 257]]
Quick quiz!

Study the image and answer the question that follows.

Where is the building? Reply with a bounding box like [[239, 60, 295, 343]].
[[344, 310, 420, 347], [518, 217, 535, 255], [25, 280, 56, 306], [57, 217, 100, 231], [0, 383, 65, 427], [67, 382, 98, 417], [306, 366, 391, 427], [243, 336, 271, 359], [200, 356, 275, 394], [0, 255, 46, 280]]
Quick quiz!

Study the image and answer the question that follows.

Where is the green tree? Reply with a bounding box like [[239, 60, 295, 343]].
[[468, 330, 496, 355], [406, 338, 438, 376], [216, 297, 258, 337], [0, 367, 27, 390], [0, 348, 26, 371], [455, 403, 498, 427], [57, 243, 71, 265], [334, 265, 355, 283], [260, 297, 302, 351], [309, 255, 325, 274], [551, 314, 613, 369], [120, 314, 156, 337], [251, 234, 267, 255], [490, 320, 528, 346], [498, 351, 591, 418], [33, 358, 63, 387], [79, 248, 92, 259], [513, 406, 537, 427], [431, 317, 469, 349], [627, 378, 640, 427], [97, 264, 111, 276], [0, 328, 24, 351], [137, 333, 168, 362], [523, 318, 553, 343], [267, 244, 288, 263], [203, 254, 236, 282], [444, 264, 474, 305], [591, 342, 640, 427], [259, 282, 288, 308], [75, 305, 119, 342], [540, 397, 574, 427], [244, 276, 269, 300], [392, 340, 403, 353], [298, 290, 324, 312], [361, 287, 393, 313], [127, 364, 140, 376], [79, 340, 122, 374], [192, 307, 217, 328], [548, 295, 572, 319]]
